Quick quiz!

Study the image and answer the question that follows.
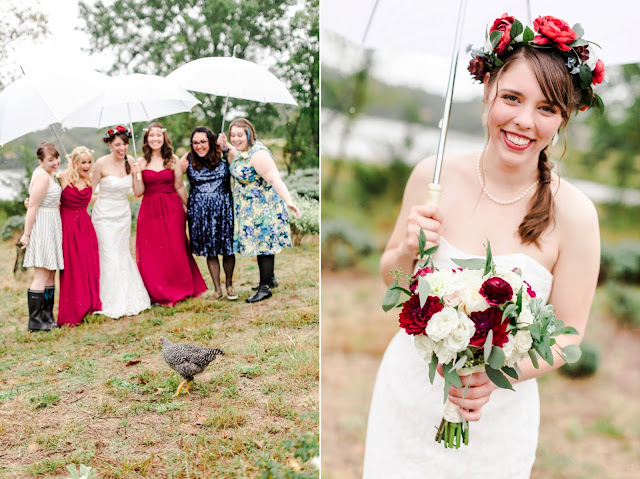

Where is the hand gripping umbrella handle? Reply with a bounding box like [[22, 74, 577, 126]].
[[426, 183, 442, 206]]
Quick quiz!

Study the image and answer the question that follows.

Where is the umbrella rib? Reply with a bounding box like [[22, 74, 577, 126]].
[[361, 0, 381, 44]]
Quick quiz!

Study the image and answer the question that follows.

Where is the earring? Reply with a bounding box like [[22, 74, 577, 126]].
[[552, 131, 559, 146]]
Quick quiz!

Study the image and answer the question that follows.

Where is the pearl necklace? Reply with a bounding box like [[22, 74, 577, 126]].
[[476, 156, 539, 205]]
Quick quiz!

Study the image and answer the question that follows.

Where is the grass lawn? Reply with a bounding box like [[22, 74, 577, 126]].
[[0, 234, 319, 478]]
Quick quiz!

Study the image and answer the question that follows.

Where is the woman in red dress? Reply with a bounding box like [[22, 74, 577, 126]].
[[58, 146, 102, 326], [132, 122, 207, 305]]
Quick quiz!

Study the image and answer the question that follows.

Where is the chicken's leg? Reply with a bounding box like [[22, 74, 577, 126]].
[[174, 379, 187, 397], [183, 380, 193, 394]]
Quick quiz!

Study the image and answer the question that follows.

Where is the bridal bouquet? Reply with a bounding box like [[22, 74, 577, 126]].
[[382, 233, 582, 449]]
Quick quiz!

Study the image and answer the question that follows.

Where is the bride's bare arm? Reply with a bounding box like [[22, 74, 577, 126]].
[[380, 157, 443, 285]]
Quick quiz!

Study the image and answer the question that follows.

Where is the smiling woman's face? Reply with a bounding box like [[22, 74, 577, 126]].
[[191, 132, 210, 157], [109, 137, 129, 159]]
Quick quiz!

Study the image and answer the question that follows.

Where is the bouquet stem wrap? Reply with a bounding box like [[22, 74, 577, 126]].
[[436, 364, 485, 449]]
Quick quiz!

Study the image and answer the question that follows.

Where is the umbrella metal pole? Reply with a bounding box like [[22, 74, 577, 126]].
[[127, 104, 141, 180], [49, 125, 70, 162], [428, 0, 468, 205], [221, 93, 230, 134]]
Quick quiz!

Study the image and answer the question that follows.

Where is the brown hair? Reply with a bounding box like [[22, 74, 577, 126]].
[[228, 118, 257, 150], [68, 146, 94, 188], [189, 126, 219, 170], [142, 122, 175, 169], [106, 132, 131, 175], [36, 142, 60, 162], [485, 45, 582, 246]]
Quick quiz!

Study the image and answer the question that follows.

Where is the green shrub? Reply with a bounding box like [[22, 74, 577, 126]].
[[0, 199, 26, 217], [606, 282, 640, 328], [600, 241, 640, 285], [284, 168, 319, 200], [559, 342, 600, 378], [321, 218, 376, 270], [289, 195, 319, 246], [1, 215, 25, 241]]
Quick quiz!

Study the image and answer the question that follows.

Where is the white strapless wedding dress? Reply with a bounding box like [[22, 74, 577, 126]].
[[363, 238, 554, 479], [92, 175, 150, 319]]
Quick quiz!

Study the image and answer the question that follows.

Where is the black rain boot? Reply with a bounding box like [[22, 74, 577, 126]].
[[43, 286, 58, 328], [252, 275, 278, 291], [246, 284, 272, 303], [27, 290, 50, 332]]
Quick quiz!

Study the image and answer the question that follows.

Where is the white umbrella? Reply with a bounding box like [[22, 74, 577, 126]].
[[0, 70, 109, 151], [322, 0, 640, 203], [167, 56, 297, 131], [61, 73, 201, 171]]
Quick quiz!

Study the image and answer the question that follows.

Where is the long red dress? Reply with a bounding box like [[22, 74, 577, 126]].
[[136, 169, 207, 305], [58, 185, 102, 326]]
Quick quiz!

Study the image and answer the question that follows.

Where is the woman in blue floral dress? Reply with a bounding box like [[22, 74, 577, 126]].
[[179, 126, 236, 301], [218, 118, 300, 303]]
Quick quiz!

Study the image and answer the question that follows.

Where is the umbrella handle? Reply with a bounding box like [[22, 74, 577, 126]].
[[426, 183, 442, 206]]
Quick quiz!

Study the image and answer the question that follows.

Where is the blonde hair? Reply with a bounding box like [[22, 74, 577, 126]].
[[67, 146, 94, 187]]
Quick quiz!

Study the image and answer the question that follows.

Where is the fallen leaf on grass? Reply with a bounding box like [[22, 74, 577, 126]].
[[126, 360, 141, 367], [27, 443, 40, 453]]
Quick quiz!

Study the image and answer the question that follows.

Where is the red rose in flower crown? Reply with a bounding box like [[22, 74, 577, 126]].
[[398, 294, 443, 336], [469, 307, 510, 348], [116, 125, 126, 133], [592, 59, 605, 85], [533, 16, 576, 52], [490, 13, 515, 53], [479, 277, 513, 306]]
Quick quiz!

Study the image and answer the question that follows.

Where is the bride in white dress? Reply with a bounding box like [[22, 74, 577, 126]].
[[364, 31, 601, 478], [91, 126, 150, 318]]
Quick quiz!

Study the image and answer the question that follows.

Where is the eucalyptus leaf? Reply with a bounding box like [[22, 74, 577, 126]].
[[391, 285, 412, 297], [523, 26, 534, 42], [594, 94, 605, 114], [490, 30, 502, 49], [418, 275, 431, 308], [488, 346, 505, 369], [527, 322, 542, 341], [483, 240, 493, 276], [443, 362, 463, 388], [536, 335, 553, 365], [429, 354, 438, 384], [569, 39, 589, 47], [513, 362, 523, 376], [453, 355, 467, 370], [502, 303, 518, 321], [556, 326, 579, 336], [443, 378, 451, 403], [572, 23, 584, 39], [485, 365, 514, 390], [418, 229, 427, 258], [382, 281, 401, 312], [561, 344, 582, 364], [502, 365, 519, 380], [425, 245, 439, 255], [528, 349, 539, 368], [451, 258, 486, 270], [510, 19, 523, 39], [579, 64, 592, 89], [516, 286, 523, 310], [483, 330, 494, 363]]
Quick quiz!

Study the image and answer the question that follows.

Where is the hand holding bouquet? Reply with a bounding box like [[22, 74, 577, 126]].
[[382, 233, 582, 449]]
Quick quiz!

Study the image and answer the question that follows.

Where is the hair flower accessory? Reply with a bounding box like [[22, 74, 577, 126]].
[[103, 125, 132, 143], [143, 127, 167, 133], [467, 13, 605, 112]]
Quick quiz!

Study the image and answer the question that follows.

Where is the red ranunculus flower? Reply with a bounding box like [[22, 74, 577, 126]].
[[592, 59, 605, 85], [533, 16, 576, 52], [479, 277, 513, 306], [523, 280, 536, 298], [574, 45, 590, 62], [489, 13, 515, 54], [398, 294, 443, 336], [108, 129, 114, 135], [410, 266, 435, 293], [469, 307, 510, 347], [116, 125, 125, 132], [468, 55, 489, 82]]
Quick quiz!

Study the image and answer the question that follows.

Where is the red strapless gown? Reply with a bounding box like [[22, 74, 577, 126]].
[[136, 169, 207, 305], [59, 185, 102, 326]]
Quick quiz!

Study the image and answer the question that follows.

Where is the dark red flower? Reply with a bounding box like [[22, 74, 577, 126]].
[[468, 55, 489, 82], [398, 294, 443, 336], [489, 13, 515, 53], [575, 45, 590, 62], [469, 308, 510, 347], [116, 125, 126, 132], [592, 59, 605, 85], [523, 280, 536, 298], [107, 129, 114, 135], [533, 16, 576, 52], [479, 277, 513, 306], [410, 266, 435, 293]]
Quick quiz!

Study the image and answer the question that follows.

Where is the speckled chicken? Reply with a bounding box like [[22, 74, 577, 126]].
[[161, 337, 224, 396]]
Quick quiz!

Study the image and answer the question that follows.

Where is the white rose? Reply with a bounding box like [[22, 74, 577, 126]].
[[414, 335, 436, 363], [425, 307, 460, 341], [434, 341, 458, 365], [444, 312, 475, 352], [461, 289, 490, 315], [443, 290, 463, 308], [517, 308, 534, 326], [585, 47, 599, 70], [513, 330, 533, 354], [502, 335, 516, 365], [426, 270, 457, 296]]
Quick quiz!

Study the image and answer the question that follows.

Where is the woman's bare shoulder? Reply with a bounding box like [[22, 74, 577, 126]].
[[411, 152, 477, 186], [553, 176, 599, 231]]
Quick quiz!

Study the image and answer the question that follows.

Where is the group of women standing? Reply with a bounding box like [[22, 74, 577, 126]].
[[21, 118, 300, 330]]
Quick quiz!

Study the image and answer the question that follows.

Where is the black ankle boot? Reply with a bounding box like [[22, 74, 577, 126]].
[[246, 284, 272, 303], [43, 286, 58, 328], [27, 290, 51, 332], [251, 276, 278, 291]]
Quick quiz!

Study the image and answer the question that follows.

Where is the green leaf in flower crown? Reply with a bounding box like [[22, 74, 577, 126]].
[[483, 240, 493, 276], [382, 280, 401, 312], [594, 94, 605, 114], [502, 365, 519, 380], [418, 275, 431, 308], [488, 345, 505, 369], [528, 349, 539, 369], [510, 19, 524, 40], [418, 230, 427, 258], [486, 365, 514, 390], [572, 23, 584, 39], [560, 344, 582, 364], [490, 30, 502, 49], [443, 362, 462, 388], [523, 26, 534, 42], [451, 258, 486, 270], [429, 354, 438, 384], [483, 330, 494, 364], [570, 39, 589, 47], [579, 64, 592, 89], [493, 56, 504, 67]]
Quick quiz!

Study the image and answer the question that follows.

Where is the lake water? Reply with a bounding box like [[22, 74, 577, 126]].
[[0, 169, 25, 201]]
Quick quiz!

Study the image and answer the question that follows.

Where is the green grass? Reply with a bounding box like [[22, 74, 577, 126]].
[[0, 234, 319, 477]]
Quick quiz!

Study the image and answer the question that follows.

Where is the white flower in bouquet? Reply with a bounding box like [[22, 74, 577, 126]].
[[425, 307, 464, 342], [460, 289, 491, 315], [513, 330, 533, 354], [434, 341, 458, 365], [426, 269, 457, 296], [517, 308, 534, 326], [414, 335, 436, 362], [443, 290, 464, 308]]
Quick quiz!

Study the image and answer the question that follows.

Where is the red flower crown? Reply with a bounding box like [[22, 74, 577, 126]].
[[467, 14, 605, 112], [103, 125, 132, 143]]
